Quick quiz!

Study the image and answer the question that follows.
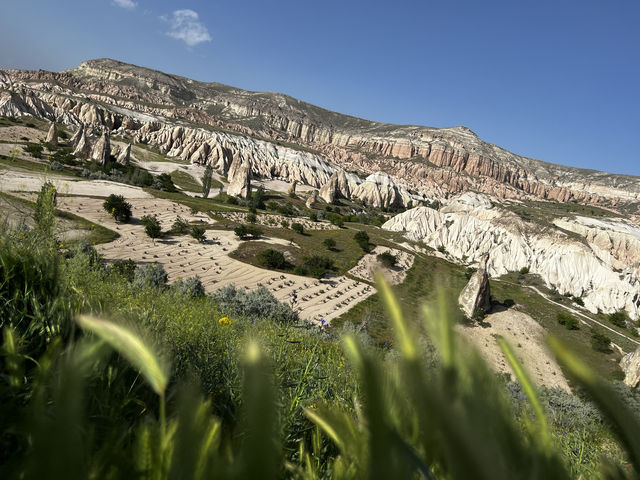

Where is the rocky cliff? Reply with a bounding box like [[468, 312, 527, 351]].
[[382, 192, 640, 320], [1, 58, 639, 211]]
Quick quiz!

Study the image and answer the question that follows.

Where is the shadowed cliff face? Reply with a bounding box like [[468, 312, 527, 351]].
[[1, 58, 640, 211]]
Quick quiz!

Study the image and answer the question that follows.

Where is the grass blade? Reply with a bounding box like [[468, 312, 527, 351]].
[[76, 315, 169, 395], [497, 336, 551, 449]]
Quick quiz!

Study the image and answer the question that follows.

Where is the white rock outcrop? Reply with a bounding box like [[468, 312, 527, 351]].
[[90, 130, 111, 166], [45, 122, 57, 145], [458, 255, 491, 318], [383, 193, 640, 319], [117, 143, 131, 166]]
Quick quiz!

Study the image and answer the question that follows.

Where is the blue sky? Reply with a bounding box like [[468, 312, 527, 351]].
[[1, 0, 639, 175]]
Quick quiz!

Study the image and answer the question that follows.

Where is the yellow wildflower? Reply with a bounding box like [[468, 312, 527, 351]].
[[218, 316, 232, 325]]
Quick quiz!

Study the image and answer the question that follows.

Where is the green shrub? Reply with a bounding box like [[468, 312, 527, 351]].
[[201, 164, 213, 198], [519, 266, 530, 274], [608, 311, 629, 329], [234, 224, 263, 240], [291, 222, 304, 235], [323, 238, 336, 250], [295, 255, 335, 278], [133, 262, 168, 289], [572, 296, 585, 307], [353, 230, 370, 252], [309, 212, 318, 222], [376, 251, 397, 267], [557, 313, 579, 330], [211, 285, 297, 324], [152, 172, 177, 192], [170, 216, 191, 234], [23, 143, 43, 158], [437, 245, 447, 254], [280, 220, 289, 229], [110, 258, 136, 282], [591, 331, 612, 352], [172, 275, 205, 298], [257, 249, 286, 269], [191, 225, 206, 243], [246, 213, 257, 223], [250, 186, 266, 210], [103, 194, 132, 223], [141, 214, 162, 239]]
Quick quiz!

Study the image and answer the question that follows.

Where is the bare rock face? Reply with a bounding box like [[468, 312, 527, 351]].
[[91, 130, 111, 166], [45, 122, 57, 146], [306, 189, 318, 208], [351, 172, 411, 209], [383, 193, 640, 320], [458, 255, 492, 319], [319, 174, 337, 203], [69, 124, 84, 146], [117, 143, 131, 166], [3, 60, 640, 213], [288, 180, 297, 195], [621, 347, 640, 388], [73, 126, 90, 158], [227, 159, 251, 198]]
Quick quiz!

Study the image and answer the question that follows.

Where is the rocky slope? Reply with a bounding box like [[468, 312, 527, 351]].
[[1, 58, 640, 211], [383, 192, 640, 320]]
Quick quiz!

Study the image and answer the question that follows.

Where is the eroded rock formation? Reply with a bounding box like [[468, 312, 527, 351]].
[[383, 193, 640, 320], [90, 130, 111, 166], [45, 122, 57, 145], [458, 255, 492, 318], [2, 59, 639, 211], [621, 347, 640, 388]]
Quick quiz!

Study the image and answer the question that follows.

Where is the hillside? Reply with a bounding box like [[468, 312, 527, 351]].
[[2, 58, 640, 210]]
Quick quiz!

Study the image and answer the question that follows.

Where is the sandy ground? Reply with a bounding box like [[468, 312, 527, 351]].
[[0, 125, 45, 143], [255, 178, 315, 194], [0, 170, 152, 198], [456, 309, 570, 390], [53, 195, 375, 325], [216, 211, 338, 231], [348, 246, 414, 285]]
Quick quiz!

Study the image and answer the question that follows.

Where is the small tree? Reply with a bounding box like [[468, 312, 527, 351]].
[[310, 212, 318, 222], [354, 230, 370, 252], [250, 186, 266, 210], [246, 213, 257, 223], [201, 165, 213, 198], [171, 216, 190, 234], [257, 249, 286, 269], [141, 214, 162, 239], [291, 222, 304, 235], [191, 225, 206, 243], [133, 262, 168, 289], [103, 194, 132, 223], [323, 238, 336, 251], [34, 181, 57, 238], [608, 311, 629, 329], [173, 275, 205, 298], [557, 313, 579, 330], [111, 259, 137, 282], [591, 331, 612, 353], [377, 251, 397, 268], [234, 224, 263, 240]]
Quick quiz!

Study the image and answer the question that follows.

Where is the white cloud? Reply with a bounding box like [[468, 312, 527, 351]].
[[112, 0, 137, 10], [165, 9, 211, 47]]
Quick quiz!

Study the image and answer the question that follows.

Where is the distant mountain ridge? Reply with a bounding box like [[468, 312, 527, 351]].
[[1, 57, 639, 212]]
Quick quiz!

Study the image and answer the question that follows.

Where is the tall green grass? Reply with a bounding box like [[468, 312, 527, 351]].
[[1, 188, 640, 478]]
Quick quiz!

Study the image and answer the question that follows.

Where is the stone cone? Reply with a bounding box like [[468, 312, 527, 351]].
[[458, 255, 491, 319], [45, 122, 57, 146]]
